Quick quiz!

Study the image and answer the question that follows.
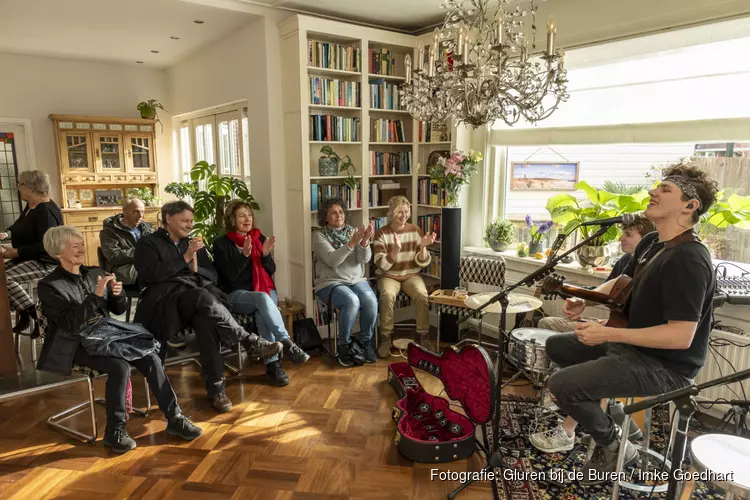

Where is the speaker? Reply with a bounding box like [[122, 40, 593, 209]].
[[439, 207, 461, 342]]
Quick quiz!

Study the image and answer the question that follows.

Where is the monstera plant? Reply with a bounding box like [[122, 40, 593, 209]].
[[546, 180, 650, 266], [698, 191, 750, 237], [165, 161, 259, 243]]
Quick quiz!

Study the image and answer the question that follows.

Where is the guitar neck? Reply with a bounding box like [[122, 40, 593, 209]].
[[557, 284, 615, 306]]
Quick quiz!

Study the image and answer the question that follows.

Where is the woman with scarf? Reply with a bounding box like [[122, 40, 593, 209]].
[[213, 200, 310, 386], [312, 197, 377, 367]]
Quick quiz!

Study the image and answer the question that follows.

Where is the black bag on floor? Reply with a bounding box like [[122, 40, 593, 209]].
[[293, 317, 324, 352]]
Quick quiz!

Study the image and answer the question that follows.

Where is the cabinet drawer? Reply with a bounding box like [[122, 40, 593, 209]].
[[64, 210, 119, 226], [128, 174, 143, 182], [142, 173, 157, 182], [113, 174, 129, 182], [98, 174, 113, 183]]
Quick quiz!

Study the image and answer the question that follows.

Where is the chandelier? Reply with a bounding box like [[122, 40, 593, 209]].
[[401, 0, 569, 128]]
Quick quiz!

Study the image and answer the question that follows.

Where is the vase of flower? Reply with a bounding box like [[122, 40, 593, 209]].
[[428, 149, 482, 207], [525, 215, 553, 257]]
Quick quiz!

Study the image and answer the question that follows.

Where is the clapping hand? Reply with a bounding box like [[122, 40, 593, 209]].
[[242, 236, 252, 257], [95, 274, 116, 297], [348, 227, 364, 248], [1, 245, 18, 259], [111, 280, 123, 296], [420, 232, 436, 248], [360, 223, 374, 246], [262, 236, 277, 256]]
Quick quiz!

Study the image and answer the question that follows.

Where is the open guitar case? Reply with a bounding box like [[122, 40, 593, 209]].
[[387, 340, 497, 463]]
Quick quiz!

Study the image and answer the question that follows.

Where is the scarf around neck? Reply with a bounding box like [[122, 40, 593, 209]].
[[226, 229, 275, 295], [320, 224, 354, 250]]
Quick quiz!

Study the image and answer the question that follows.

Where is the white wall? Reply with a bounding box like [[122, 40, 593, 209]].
[[0, 52, 172, 200]]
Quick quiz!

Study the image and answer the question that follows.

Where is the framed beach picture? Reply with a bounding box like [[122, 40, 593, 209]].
[[510, 162, 579, 191]]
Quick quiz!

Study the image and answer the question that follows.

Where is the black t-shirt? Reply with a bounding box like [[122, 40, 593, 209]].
[[8, 200, 63, 264], [606, 253, 632, 281], [622, 231, 715, 379]]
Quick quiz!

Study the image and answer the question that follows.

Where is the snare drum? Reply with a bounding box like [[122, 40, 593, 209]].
[[508, 328, 559, 375]]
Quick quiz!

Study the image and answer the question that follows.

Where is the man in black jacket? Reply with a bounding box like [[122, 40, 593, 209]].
[[134, 201, 283, 413], [99, 197, 154, 285]]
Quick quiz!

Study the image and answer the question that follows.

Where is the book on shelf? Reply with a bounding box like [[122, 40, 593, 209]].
[[310, 115, 360, 142], [368, 181, 406, 207], [371, 151, 411, 175], [418, 121, 451, 143], [417, 213, 441, 241], [368, 48, 397, 76], [308, 77, 361, 107], [311, 183, 361, 211], [308, 40, 361, 72], [369, 79, 402, 110], [417, 178, 449, 206], [421, 249, 441, 278], [370, 216, 389, 231], [371, 119, 406, 143]]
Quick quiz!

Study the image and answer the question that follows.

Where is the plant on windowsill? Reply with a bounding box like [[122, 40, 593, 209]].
[[319, 146, 357, 190], [546, 180, 650, 267], [165, 160, 259, 244], [525, 216, 553, 257], [484, 218, 515, 252], [136, 99, 167, 132]]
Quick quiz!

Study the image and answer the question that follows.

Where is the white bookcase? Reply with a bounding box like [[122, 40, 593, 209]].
[[280, 16, 455, 331]]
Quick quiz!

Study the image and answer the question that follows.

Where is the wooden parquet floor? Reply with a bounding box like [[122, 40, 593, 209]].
[[0, 351, 533, 500]]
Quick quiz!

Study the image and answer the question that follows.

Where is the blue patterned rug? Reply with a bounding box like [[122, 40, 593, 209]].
[[497, 396, 728, 500]]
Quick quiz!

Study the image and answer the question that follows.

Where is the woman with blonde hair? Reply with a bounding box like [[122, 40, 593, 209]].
[[213, 200, 309, 386], [372, 196, 436, 358], [0, 170, 62, 338]]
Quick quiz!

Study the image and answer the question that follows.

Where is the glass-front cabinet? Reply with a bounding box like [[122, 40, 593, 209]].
[[94, 133, 125, 172], [60, 132, 94, 173], [127, 135, 154, 171]]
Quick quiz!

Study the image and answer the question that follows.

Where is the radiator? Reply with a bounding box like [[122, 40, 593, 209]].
[[694, 329, 750, 421]]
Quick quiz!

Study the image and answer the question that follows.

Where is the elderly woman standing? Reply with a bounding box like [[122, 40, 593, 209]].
[[0, 170, 62, 338], [214, 200, 310, 387], [313, 197, 377, 367], [373, 196, 435, 358], [37, 226, 202, 453]]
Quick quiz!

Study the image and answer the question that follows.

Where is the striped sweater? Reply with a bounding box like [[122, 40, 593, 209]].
[[373, 223, 431, 281]]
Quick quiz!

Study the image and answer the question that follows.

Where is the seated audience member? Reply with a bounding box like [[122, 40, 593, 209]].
[[373, 196, 435, 359], [312, 197, 378, 367], [537, 215, 656, 333], [213, 200, 310, 386], [0, 170, 62, 338], [134, 201, 283, 413], [99, 197, 153, 286], [37, 226, 202, 454]]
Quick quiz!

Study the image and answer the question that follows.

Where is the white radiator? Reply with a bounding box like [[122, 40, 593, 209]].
[[694, 329, 750, 420]]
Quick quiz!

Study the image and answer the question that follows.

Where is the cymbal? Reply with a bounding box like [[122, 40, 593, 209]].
[[463, 292, 543, 314]]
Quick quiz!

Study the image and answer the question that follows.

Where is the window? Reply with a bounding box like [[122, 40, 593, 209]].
[[216, 111, 241, 176], [0, 133, 22, 233]]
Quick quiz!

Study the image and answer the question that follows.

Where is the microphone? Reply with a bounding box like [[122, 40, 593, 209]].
[[579, 213, 636, 227]]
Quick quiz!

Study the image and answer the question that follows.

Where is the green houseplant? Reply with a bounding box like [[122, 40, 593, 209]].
[[484, 218, 515, 252], [165, 160, 259, 244], [136, 99, 167, 132], [126, 187, 159, 207], [319, 146, 357, 190], [546, 180, 650, 267], [428, 150, 482, 207]]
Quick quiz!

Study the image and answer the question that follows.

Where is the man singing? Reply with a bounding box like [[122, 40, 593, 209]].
[[544, 163, 717, 484]]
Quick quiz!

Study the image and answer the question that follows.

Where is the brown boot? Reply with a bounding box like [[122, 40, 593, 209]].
[[377, 335, 392, 359], [209, 393, 232, 413]]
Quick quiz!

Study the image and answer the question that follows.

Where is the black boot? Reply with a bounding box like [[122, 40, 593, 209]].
[[241, 333, 283, 360], [361, 341, 377, 364], [166, 415, 203, 441], [266, 360, 290, 386], [103, 426, 137, 454], [282, 339, 310, 364], [12, 307, 31, 334]]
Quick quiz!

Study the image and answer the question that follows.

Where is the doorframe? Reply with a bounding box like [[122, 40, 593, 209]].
[[0, 117, 37, 171]]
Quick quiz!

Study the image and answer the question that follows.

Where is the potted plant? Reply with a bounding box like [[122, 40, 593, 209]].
[[319, 146, 357, 190], [428, 149, 482, 207], [165, 160, 259, 244], [484, 218, 515, 252], [525, 216, 553, 256], [126, 187, 159, 207], [136, 99, 167, 132], [546, 181, 649, 267]]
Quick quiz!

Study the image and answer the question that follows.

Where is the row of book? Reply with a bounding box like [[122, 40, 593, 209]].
[[417, 214, 442, 241], [310, 183, 361, 211], [308, 40, 360, 72], [421, 250, 441, 278], [308, 77, 361, 108], [371, 151, 411, 175], [310, 115, 360, 142], [368, 181, 403, 207], [418, 121, 450, 143], [369, 48, 398, 76], [369, 80, 402, 110], [370, 216, 389, 232], [417, 178, 449, 207], [371, 119, 407, 143]]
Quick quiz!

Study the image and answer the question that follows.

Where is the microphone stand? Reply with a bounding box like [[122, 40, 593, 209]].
[[623, 367, 750, 500], [448, 224, 611, 500]]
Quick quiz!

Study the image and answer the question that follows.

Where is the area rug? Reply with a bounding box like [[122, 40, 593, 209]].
[[486, 395, 729, 500]]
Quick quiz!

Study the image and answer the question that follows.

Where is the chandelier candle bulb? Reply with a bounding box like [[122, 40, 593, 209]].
[[546, 16, 556, 56], [405, 54, 412, 84], [463, 36, 470, 64], [457, 23, 464, 55], [496, 8, 503, 44], [417, 42, 424, 71]]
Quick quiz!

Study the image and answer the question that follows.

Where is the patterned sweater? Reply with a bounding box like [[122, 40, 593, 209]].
[[373, 223, 431, 281]]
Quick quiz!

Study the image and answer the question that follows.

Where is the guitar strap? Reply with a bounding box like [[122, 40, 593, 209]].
[[630, 230, 700, 291]]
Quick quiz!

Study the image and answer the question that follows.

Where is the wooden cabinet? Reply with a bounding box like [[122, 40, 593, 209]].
[[126, 134, 155, 172], [60, 131, 95, 173], [93, 133, 126, 173]]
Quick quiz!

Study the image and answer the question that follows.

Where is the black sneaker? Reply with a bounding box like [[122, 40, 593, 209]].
[[580, 435, 638, 486], [242, 334, 283, 360], [209, 393, 232, 413], [103, 427, 137, 454], [283, 340, 310, 364], [167, 331, 188, 349], [361, 341, 376, 363], [166, 415, 203, 441], [12, 309, 31, 334], [266, 360, 290, 386], [609, 401, 644, 441], [337, 344, 355, 367]]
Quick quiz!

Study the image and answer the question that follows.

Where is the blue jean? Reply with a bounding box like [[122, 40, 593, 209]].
[[317, 281, 377, 345], [228, 289, 288, 364]]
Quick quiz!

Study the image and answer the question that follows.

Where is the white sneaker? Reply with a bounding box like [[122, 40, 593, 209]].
[[530, 425, 575, 453], [542, 392, 558, 411]]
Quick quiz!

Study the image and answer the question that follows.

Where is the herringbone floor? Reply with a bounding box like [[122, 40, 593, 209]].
[[0, 345, 533, 500]]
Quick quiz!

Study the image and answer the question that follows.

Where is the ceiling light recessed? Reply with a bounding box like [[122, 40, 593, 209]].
[[170, 36, 180, 40], [194, 20, 204, 24], [136, 61, 144, 64], [151, 50, 159, 54]]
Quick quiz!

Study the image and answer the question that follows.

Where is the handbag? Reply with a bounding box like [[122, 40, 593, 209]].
[[293, 317, 324, 352]]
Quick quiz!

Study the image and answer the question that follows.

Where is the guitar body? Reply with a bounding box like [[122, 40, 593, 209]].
[[542, 274, 633, 328]]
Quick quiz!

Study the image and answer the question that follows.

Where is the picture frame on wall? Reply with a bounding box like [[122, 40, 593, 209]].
[[510, 162, 580, 191], [95, 189, 123, 207]]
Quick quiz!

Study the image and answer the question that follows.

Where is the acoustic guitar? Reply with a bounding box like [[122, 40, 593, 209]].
[[540, 273, 633, 328]]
